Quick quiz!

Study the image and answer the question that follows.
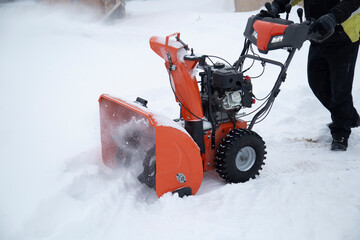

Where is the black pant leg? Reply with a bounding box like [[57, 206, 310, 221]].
[[307, 41, 359, 139], [307, 44, 331, 110], [328, 41, 359, 138]]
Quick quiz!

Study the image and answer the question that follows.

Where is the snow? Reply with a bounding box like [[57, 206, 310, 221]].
[[0, 0, 360, 240], [152, 114, 190, 136]]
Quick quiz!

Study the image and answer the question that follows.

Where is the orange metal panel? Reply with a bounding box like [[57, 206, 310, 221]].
[[253, 20, 288, 52], [155, 126, 203, 197]]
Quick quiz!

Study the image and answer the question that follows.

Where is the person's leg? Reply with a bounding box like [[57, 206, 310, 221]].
[[307, 41, 359, 151], [307, 44, 332, 111], [327, 41, 359, 145]]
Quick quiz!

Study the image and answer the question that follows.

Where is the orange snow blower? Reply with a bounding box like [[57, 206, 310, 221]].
[[99, 4, 315, 197]]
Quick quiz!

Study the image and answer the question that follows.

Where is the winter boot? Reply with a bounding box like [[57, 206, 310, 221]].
[[331, 137, 348, 151]]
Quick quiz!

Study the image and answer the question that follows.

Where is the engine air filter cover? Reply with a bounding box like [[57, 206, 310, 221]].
[[212, 68, 243, 89]]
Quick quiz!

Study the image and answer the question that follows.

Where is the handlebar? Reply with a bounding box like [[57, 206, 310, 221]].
[[258, 3, 332, 44]]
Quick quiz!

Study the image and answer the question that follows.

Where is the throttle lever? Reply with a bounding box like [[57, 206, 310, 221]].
[[297, 8, 304, 23], [285, 4, 292, 20]]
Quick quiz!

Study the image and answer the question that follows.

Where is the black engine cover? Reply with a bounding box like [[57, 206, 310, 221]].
[[212, 68, 243, 89]]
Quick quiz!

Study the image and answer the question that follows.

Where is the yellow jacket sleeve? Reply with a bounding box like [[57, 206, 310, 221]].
[[342, 11, 360, 42], [290, 0, 303, 6]]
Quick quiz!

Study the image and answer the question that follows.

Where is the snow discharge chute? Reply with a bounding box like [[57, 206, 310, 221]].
[[99, 94, 203, 197]]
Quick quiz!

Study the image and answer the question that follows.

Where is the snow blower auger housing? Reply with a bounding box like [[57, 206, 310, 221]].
[[99, 5, 313, 198]]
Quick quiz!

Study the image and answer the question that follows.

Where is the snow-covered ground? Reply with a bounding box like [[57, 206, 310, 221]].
[[1, 0, 360, 239]]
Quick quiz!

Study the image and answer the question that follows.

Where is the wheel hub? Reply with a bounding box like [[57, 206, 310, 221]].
[[235, 146, 256, 171]]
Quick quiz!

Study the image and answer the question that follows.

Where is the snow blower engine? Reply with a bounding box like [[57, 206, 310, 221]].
[[99, 4, 317, 197]]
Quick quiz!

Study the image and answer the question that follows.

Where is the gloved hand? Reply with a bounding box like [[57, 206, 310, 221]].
[[309, 13, 336, 39], [267, 2, 281, 17], [257, 2, 281, 18]]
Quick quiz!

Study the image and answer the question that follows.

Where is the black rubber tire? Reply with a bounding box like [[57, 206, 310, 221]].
[[215, 129, 266, 183]]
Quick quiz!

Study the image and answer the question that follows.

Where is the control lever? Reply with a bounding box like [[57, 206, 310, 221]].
[[265, 2, 272, 12], [175, 36, 189, 51], [285, 4, 292, 20], [297, 8, 303, 23]]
